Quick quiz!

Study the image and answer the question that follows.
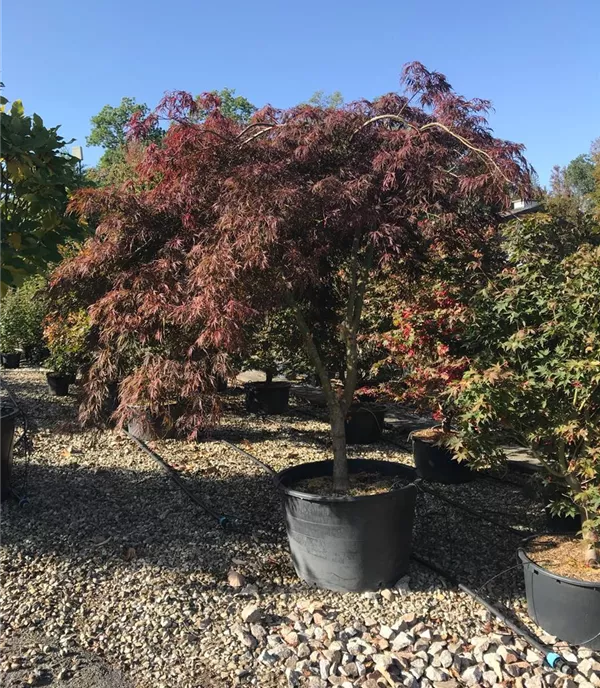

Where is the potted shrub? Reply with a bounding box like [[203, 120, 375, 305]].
[[43, 309, 91, 396], [450, 210, 600, 647], [344, 388, 386, 445], [243, 328, 291, 414], [376, 279, 476, 482], [0, 288, 22, 368], [52, 63, 531, 590]]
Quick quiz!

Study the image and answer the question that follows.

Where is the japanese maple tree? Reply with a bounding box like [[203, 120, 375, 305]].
[[449, 210, 600, 565], [52, 63, 531, 491]]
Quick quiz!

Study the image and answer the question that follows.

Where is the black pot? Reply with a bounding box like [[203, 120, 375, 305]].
[[1, 404, 18, 501], [1, 352, 21, 369], [46, 373, 71, 396], [412, 434, 474, 484], [278, 459, 418, 592], [245, 382, 290, 415], [127, 403, 183, 441], [216, 376, 228, 393], [544, 507, 582, 534], [345, 405, 385, 444], [519, 549, 600, 649]]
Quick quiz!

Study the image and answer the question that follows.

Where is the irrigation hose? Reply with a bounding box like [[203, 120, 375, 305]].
[[122, 429, 228, 527], [457, 582, 574, 674]]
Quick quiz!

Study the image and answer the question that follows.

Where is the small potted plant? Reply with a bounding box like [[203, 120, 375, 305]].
[[451, 211, 600, 648], [344, 387, 386, 444], [242, 317, 291, 415], [43, 309, 91, 396], [378, 281, 474, 483]]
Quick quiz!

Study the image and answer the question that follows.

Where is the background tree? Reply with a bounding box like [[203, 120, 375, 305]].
[[53, 64, 531, 492], [306, 90, 344, 109], [1, 97, 84, 294], [193, 88, 256, 124], [86, 97, 163, 184], [550, 141, 598, 212]]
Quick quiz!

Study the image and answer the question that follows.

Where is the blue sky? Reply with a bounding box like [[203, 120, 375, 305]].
[[5, 0, 599, 185]]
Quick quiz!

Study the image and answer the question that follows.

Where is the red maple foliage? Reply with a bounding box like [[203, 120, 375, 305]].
[[52, 62, 532, 490]]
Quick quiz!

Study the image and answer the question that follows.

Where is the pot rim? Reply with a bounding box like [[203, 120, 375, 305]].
[[245, 380, 291, 389], [518, 547, 600, 589], [0, 404, 19, 421], [277, 458, 418, 503]]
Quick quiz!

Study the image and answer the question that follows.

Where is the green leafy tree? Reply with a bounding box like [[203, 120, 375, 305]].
[[306, 90, 344, 109], [0, 274, 49, 359], [86, 97, 163, 184], [193, 88, 256, 124], [1, 97, 84, 294], [450, 210, 600, 565]]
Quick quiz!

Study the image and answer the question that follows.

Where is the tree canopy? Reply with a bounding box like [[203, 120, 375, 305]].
[[53, 62, 531, 490]]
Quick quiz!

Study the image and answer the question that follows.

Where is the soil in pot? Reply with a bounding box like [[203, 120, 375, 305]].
[[46, 373, 71, 396], [520, 536, 600, 649], [1, 404, 18, 501], [245, 381, 290, 415], [344, 404, 385, 444], [278, 458, 418, 592], [411, 427, 473, 484], [293, 471, 411, 497], [1, 352, 21, 369]]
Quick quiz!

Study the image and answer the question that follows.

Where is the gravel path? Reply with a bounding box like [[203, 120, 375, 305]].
[[1, 369, 598, 688]]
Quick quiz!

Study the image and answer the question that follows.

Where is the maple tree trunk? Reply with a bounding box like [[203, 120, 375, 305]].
[[564, 472, 598, 567], [330, 402, 349, 492]]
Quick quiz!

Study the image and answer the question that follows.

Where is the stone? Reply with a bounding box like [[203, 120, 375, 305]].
[[250, 623, 267, 640], [228, 570, 246, 588], [392, 632, 414, 651], [340, 662, 358, 678], [307, 678, 327, 688], [241, 604, 262, 624], [524, 677, 545, 688], [239, 631, 258, 649], [381, 589, 394, 602], [283, 631, 300, 647], [482, 669, 498, 685], [425, 666, 449, 682], [461, 665, 484, 685], [433, 682, 459, 688], [296, 643, 310, 659], [438, 650, 453, 669], [410, 658, 427, 679], [272, 644, 293, 661], [483, 651, 503, 680], [504, 661, 530, 678], [258, 649, 278, 665], [319, 659, 331, 679], [380, 625, 395, 640], [285, 668, 300, 687]]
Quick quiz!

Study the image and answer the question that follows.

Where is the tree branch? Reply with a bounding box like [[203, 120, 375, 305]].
[[350, 114, 512, 186]]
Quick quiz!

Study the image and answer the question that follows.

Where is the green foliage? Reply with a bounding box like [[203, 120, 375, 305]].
[[449, 211, 600, 544], [0, 275, 49, 357], [86, 97, 163, 185], [565, 154, 596, 196], [194, 88, 256, 124], [43, 308, 91, 376], [1, 98, 85, 293], [306, 90, 344, 109]]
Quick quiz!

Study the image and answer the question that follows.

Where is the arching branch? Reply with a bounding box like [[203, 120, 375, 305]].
[[351, 114, 512, 185]]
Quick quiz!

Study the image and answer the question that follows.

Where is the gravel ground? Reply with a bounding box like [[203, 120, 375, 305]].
[[1, 369, 598, 688]]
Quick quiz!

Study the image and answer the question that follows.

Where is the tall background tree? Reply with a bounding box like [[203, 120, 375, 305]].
[[86, 97, 164, 185]]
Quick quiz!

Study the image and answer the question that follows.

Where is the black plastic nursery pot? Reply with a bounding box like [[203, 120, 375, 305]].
[[412, 434, 474, 484], [46, 373, 71, 397], [277, 459, 418, 592], [245, 381, 290, 415], [1, 352, 21, 369], [344, 405, 385, 445], [544, 508, 582, 534], [127, 403, 183, 441], [518, 549, 600, 650], [1, 404, 18, 501]]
